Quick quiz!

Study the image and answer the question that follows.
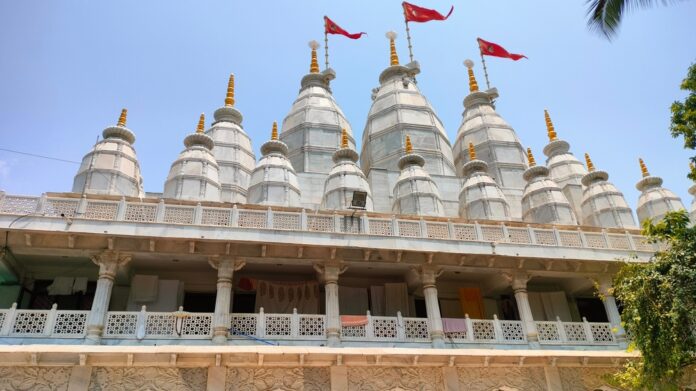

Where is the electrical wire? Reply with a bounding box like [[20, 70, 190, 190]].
[[0, 148, 80, 165]]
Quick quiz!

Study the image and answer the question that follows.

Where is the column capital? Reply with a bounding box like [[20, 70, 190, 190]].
[[90, 250, 131, 279], [208, 256, 245, 273], [313, 261, 347, 284], [503, 271, 532, 292], [411, 265, 443, 287]]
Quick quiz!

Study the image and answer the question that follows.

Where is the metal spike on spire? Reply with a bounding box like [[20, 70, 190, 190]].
[[386, 31, 399, 66], [544, 109, 557, 141], [271, 121, 278, 140], [527, 147, 536, 167], [463, 59, 479, 93], [196, 113, 205, 133], [405, 135, 413, 154], [341, 128, 348, 149], [468, 142, 477, 160], [225, 74, 235, 107], [309, 40, 320, 74], [117, 108, 128, 127], [584, 153, 595, 172], [639, 158, 650, 178]]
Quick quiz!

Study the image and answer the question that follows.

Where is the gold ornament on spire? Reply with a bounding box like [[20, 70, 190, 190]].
[[196, 113, 205, 133], [463, 59, 479, 93], [405, 135, 413, 154], [309, 40, 320, 74], [117, 108, 127, 127], [386, 31, 399, 66], [468, 142, 477, 160], [584, 153, 595, 172], [544, 109, 557, 141], [639, 158, 650, 178], [225, 74, 235, 107], [271, 121, 278, 140], [527, 148, 537, 167], [341, 128, 348, 149]]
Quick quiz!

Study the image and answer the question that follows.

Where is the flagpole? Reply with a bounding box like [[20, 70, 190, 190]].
[[479, 50, 491, 90], [403, 10, 414, 63], [324, 19, 330, 70]]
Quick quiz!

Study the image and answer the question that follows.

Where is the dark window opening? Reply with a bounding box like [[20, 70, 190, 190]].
[[575, 297, 608, 322], [27, 279, 96, 310], [183, 292, 216, 312], [232, 293, 256, 313]]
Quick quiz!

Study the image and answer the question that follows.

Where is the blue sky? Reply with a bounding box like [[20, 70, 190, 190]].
[[0, 0, 695, 211]]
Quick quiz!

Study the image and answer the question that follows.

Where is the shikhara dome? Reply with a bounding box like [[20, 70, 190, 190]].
[[635, 158, 685, 224]]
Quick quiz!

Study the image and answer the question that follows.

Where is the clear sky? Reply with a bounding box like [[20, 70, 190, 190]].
[[0, 1, 695, 212]]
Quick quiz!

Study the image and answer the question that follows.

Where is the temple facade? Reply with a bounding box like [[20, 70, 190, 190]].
[[1, 35, 694, 391]]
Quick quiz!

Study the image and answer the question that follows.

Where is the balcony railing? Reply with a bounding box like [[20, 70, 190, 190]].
[[536, 317, 616, 345], [0, 193, 656, 253]]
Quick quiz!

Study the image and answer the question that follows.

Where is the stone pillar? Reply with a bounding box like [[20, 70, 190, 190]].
[[209, 257, 246, 344], [415, 265, 445, 348], [506, 272, 539, 345], [595, 276, 627, 346], [314, 261, 346, 347], [85, 251, 131, 344]]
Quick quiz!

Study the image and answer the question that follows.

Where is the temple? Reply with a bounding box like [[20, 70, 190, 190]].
[[1, 32, 694, 391]]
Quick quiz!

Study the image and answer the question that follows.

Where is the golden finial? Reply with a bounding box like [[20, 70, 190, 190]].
[[527, 147, 536, 167], [544, 109, 557, 141], [463, 59, 479, 93], [639, 158, 650, 178], [271, 121, 278, 140], [405, 135, 413, 154], [309, 40, 320, 74], [386, 31, 399, 66], [341, 128, 348, 149], [468, 142, 477, 160], [225, 74, 235, 107], [585, 153, 595, 172], [196, 113, 205, 133], [117, 108, 127, 127]]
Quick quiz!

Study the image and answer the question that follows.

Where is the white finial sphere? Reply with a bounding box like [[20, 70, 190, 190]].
[[385, 31, 397, 40], [308, 40, 320, 50], [463, 59, 474, 69]]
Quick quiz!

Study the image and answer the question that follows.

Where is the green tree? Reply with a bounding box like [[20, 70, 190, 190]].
[[611, 211, 696, 389], [585, 0, 671, 39], [670, 62, 696, 180]]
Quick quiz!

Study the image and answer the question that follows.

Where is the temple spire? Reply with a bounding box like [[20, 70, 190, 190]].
[[463, 59, 479, 93], [526, 147, 536, 167], [341, 128, 348, 148], [405, 135, 413, 153], [585, 153, 595, 172], [225, 74, 235, 107], [544, 109, 557, 141], [639, 158, 650, 177], [386, 31, 399, 66], [468, 142, 476, 160], [309, 40, 320, 74], [196, 113, 205, 133], [117, 108, 127, 127], [271, 121, 278, 140]]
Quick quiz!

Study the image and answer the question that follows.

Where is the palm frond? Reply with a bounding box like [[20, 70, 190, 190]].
[[586, 0, 668, 40]]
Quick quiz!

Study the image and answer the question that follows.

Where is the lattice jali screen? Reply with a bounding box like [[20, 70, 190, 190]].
[[563, 322, 588, 342], [590, 323, 614, 342], [426, 223, 450, 239], [445, 330, 468, 340], [452, 224, 477, 241], [368, 219, 393, 236], [481, 226, 504, 242], [0, 312, 6, 331], [534, 229, 557, 246], [632, 235, 654, 252], [471, 320, 496, 341], [307, 215, 333, 232], [84, 202, 118, 220], [104, 313, 138, 337], [607, 234, 631, 250], [181, 314, 212, 337], [507, 228, 531, 244], [584, 233, 607, 249], [124, 204, 157, 222], [371, 317, 398, 339], [237, 211, 266, 228], [163, 206, 195, 224], [273, 212, 300, 230], [145, 314, 175, 336], [230, 314, 257, 336], [341, 325, 366, 338], [201, 208, 230, 226], [536, 322, 560, 342], [53, 312, 88, 336], [397, 221, 421, 237], [0, 196, 39, 214], [339, 217, 361, 233], [500, 320, 525, 341], [264, 315, 292, 337], [44, 199, 78, 218], [12, 311, 48, 334], [404, 318, 429, 341], [299, 315, 325, 338], [559, 231, 582, 247]]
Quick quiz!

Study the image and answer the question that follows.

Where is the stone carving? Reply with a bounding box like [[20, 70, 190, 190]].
[[88, 367, 206, 390], [347, 367, 442, 391], [0, 366, 71, 391], [226, 367, 329, 391], [558, 367, 619, 391], [457, 367, 546, 391]]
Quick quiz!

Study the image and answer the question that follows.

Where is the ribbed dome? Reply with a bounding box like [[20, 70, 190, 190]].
[[635, 160, 685, 224], [392, 137, 445, 216], [163, 115, 221, 202], [72, 109, 144, 197], [521, 152, 578, 225], [459, 159, 511, 221], [321, 131, 374, 211], [206, 74, 256, 204], [453, 63, 527, 218], [580, 155, 636, 228], [360, 54, 455, 177], [541, 111, 587, 222], [247, 124, 302, 207]]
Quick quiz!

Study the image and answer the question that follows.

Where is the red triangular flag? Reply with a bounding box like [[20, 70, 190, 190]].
[[477, 38, 527, 61], [324, 16, 366, 39], [402, 2, 453, 23]]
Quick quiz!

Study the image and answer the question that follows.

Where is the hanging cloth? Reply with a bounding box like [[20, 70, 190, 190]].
[[385, 283, 410, 317], [254, 280, 319, 314]]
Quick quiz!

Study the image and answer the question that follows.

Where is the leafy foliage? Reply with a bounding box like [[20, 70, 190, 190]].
[[612, 211, 696, 389], [670, 62, 696, 180], [585, 0, 668, 39]]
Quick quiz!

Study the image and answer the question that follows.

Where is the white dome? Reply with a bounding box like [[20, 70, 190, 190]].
[[392, 153, 445, 217], [248, 139, 301, 207], [521, 166, 578, 225], [581, 170, 637, 229], [322, 148, 374, 211], [458, 160, 511, 221], [163, 131, 221, 202], [635, 175, 685, 224]]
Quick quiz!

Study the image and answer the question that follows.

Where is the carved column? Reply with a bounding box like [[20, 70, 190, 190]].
[[506, 272, 539, 344], [85, 250, 131, 344], [595, 276, 627, 346], [314, 261, 346, 347], [209, 257, 245, 344], [415, 265, 445, 348]]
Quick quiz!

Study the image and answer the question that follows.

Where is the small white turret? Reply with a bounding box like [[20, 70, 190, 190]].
[[392, 136, 445, 216], [321, 129, 374, 211], [521, 148, 577, 225], [635, 158, 685, 224], [580, 153, 637, 228], [458, 142, 511, 221]]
